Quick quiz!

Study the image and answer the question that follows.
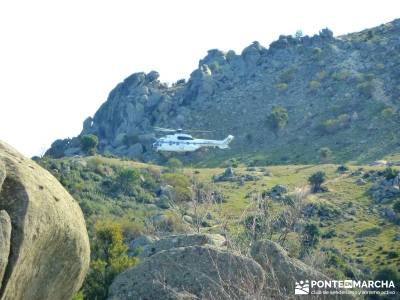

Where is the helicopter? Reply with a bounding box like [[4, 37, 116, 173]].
[[152, 127, 234, 153]]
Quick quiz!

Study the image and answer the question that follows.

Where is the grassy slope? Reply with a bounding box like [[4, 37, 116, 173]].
[[39, 155, 400, 275], [187, 163, 400, 274]]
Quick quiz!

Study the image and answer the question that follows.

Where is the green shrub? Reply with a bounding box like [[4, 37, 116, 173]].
[[319, 114, 350, 134], [80, 134, 99, 155], [161, 173, 192, 202], [156, 211, 189, 233], [266, 105, 288, 135], [279, 67, 297, 83], [356, 226, 382, 238], [337, 165, 349, 172], [309, 80, 321, 91], [331, 70, 350, 81], [357, 81, 375, 98], [384, 167, 398, 180], [274, 83, 288, 92], [116, 168, 141, 195], [393, 200, 400, 214], [315, 71, 327, 81], [322, 229, 337, 239], [166, 158, 183, 173], [387, 251, 399, 259], [312, 47, 322, 58], [308, 171, 326, 193], [300, 223, 320, 256], [82, 221, 138, 300], [381, 107, 395, 119], [319, 147, 332, 162]]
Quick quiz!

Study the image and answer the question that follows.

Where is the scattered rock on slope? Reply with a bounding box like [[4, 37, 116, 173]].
[[0, 140, 90, 300]]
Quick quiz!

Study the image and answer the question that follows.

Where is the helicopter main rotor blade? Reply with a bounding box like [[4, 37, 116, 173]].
[[186, 129, 213, 133], [153, 127, 177, 132], [153, 126, 214, 133]]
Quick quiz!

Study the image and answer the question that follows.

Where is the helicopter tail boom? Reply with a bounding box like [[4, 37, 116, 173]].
[[217, 135, 234, 149]]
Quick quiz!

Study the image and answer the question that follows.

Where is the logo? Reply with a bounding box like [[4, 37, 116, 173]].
[[294, 279, 396, 296], [295, 280, 310, 294]]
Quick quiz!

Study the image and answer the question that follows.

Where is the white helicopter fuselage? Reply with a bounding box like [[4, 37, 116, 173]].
[[153, 133, 234, 152]]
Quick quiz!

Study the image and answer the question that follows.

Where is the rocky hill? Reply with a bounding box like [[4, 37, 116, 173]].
[[47, 19, 400, 165]]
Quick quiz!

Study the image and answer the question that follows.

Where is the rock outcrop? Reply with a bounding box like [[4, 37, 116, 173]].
[[0, 141, 90, 300], [47, 19, 400, 165], [109, 234, 265, 300]]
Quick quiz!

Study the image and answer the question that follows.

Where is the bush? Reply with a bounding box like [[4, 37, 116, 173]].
[[161, 173, 192, 202], [319, 147, 332, 162], [319, 114, 350, 134], [322, 229, 337, 239], [116, 168, 141, 195], [331, 70, 350, 81], [274, 83, 288, 92], [154, 211, 189, 233], [301, 223, 320, 256], [166, 158, 183, 173], [381, 107, 395, 119], [357, 81, 375, 98], [393, 200, 400, 214], [308, 171, 326, 193], [82, 221, 138, 300], [312, 47, 322, 58], [387, 251, 399, 259], [384, 167, 398, 180], [279, 67, 297, 83], [315, 71, 327, 81], [356, 226, 382, 238], [80, 134, 99, 155], [266, 106, 288, 135], [337, 165, 349, 172], [309, 80, 321, 91]]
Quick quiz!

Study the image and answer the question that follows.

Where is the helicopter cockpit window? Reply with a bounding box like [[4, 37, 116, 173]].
[[177, 136, 193, 140]]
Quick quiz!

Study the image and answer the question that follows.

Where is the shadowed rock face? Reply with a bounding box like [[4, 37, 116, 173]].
[[0, 141, 90, 300]]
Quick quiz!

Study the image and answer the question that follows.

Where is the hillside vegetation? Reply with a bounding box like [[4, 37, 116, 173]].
[[38, 156, 400, 290]]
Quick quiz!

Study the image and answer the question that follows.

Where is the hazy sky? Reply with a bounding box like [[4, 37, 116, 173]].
[[1, 0, 399, 157]]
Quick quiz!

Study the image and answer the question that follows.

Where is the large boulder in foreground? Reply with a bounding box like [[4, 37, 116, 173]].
[[109, 238, 265, 299], [0, 141, 90, 300], [0, 210, 11, 288]]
